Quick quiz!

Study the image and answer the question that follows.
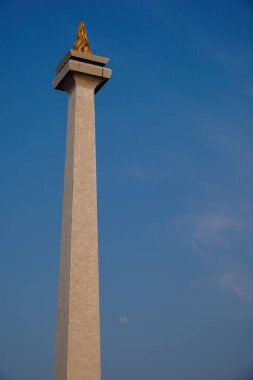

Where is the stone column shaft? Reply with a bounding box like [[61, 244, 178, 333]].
[[53, 51, 112, 380]]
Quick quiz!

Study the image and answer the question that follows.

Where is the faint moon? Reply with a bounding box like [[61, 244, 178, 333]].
[[119, 316, 128, 325]]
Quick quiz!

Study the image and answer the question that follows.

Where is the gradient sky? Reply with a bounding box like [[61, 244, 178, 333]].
[[1, 0, 253, 379]]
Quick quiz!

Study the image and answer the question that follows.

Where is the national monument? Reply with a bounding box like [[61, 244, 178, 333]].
[[52, 21, 112, 380]]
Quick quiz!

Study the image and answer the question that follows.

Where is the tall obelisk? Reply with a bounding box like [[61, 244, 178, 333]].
[[52, 21, 112, 380]]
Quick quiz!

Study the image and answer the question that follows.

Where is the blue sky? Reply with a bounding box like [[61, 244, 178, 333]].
[[1, 0, 253, 379]]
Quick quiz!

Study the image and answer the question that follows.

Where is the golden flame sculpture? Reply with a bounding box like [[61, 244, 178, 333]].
[[73, 20, 92, 54]]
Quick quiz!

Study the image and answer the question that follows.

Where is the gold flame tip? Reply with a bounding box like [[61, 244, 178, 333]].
[[73, 20, 92, 54]]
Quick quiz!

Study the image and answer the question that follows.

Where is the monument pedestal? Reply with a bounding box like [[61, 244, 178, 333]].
[[53, 50, 112, 380]]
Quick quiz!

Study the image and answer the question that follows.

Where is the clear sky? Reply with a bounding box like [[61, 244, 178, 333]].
[[0, 0, 253, 379]]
